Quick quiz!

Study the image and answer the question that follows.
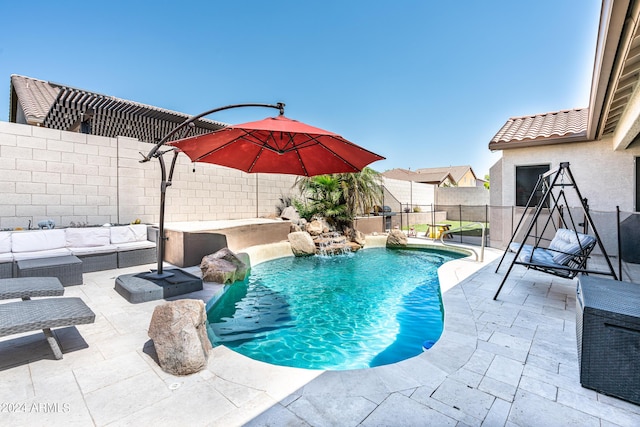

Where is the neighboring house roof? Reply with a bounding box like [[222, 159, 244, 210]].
[[488, 108, 589, 150], [382, 168, 419, 181], [9, 74, 226, 143], [382, 168, 455, 185], [415, 165, 476, 183], [9, 75, 60, 125]]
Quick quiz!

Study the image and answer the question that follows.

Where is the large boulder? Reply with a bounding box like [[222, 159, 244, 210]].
[[148, 299, 212, 376], [288, 231, 316, 256], [200, 248, 250, 283], [386, 229, 408, 247]]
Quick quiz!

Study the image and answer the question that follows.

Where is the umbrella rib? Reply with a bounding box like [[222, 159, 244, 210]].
[[246, 146, 264, 173], [192, 133, 248, 161], [299, 135, 362, 171]]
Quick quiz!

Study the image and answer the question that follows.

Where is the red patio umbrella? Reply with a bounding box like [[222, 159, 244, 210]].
[[141, 103, 385, 278], [168, 115, 385, 176]]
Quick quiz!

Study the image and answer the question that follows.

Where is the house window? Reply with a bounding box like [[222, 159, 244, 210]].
[[515, 164, 550, 207]]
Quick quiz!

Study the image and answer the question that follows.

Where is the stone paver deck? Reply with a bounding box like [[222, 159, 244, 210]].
[[1, 243, 639, 426]]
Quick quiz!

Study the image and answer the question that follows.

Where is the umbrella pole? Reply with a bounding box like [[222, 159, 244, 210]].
[[147, 152, 174, 279], [139, 103, 286, 280]]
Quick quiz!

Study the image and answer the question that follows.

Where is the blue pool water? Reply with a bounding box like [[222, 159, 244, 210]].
[[206, 247, 464, 370]]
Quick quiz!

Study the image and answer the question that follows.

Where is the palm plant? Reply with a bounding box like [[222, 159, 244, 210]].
[[296, 168, 383, 229], [338, 167, 383, 218]]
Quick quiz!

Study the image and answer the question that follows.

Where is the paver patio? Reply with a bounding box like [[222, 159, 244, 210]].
[[0, 243, 639, 426]]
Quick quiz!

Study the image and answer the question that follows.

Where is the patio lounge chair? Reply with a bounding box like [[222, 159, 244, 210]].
[[0, 277, 95, 359]]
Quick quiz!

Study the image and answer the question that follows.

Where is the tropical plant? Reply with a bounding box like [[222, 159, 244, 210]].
[[295, 167, 383, 229], [337, 167, 383, 218]]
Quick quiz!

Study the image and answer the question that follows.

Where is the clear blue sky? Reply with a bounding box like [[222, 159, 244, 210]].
[[0, 1, 601, 177]]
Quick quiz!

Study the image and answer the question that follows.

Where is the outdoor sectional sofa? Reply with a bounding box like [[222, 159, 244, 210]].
[[0, 224, 156, 279]]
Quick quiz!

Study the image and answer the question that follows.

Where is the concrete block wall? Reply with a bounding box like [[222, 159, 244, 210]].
[[435, 186, 490, 206], [0, 121, 298, 230]]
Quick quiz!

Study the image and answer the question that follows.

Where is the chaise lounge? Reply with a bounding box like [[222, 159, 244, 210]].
[[0, 277, 95, 359]]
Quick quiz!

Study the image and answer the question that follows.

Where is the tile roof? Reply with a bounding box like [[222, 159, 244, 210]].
[[382, 168, 454, 185], [10, 75, 60, 124], [489, 108, 588, 150], [381, 168, 419, 181], [415, 165, 475, 183], [9, 75, 226, 143]]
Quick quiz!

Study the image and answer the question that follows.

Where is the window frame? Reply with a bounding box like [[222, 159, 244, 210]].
[[515, 164, 551, 207]]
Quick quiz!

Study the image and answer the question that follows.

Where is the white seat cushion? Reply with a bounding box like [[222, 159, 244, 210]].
[[12, 248, 73, 261], [0, 253, 13, 263], [114, 241, 156, 252], [69, 245, 118, 256]]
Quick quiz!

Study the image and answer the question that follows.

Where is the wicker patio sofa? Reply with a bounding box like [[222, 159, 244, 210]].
[[0, 277, 95, 359], [0, 225, 156, 278]]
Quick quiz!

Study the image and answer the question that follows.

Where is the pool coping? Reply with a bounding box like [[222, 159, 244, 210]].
[[192, 237, 503, 424]]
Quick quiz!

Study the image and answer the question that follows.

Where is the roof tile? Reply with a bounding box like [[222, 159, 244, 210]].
[[10, 75, 60, 124], [489, 108, 588, 149]]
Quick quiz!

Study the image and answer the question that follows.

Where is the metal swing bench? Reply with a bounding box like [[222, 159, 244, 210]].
[[493, 162, 618, 300]]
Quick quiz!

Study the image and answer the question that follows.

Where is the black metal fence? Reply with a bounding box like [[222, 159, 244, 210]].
[[364, 203, 640, 282]]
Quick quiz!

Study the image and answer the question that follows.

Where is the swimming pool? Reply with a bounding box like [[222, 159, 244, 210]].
[[206, 247, 464, 370]]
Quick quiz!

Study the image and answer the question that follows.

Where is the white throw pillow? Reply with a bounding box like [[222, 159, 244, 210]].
[[0, 232, 11, 253], [66, 227, 111, 247], [11, 229, 67, 253]]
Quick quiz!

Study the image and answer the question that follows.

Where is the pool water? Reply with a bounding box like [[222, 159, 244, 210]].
[[206, 247, 464, 370]]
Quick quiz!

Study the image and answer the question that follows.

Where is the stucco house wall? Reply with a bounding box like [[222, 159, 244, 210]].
[[496, 136, 639, 212], [0, 121, 298, 230], [456, 170, 477, 187], [489, 135, 640, 249]]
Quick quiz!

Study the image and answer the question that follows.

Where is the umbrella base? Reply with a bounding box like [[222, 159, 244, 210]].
[[114, 269, 203, 303]]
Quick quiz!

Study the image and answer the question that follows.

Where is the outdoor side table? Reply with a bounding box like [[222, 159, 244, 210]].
[[16, 255, 83, 286], [576, 275, 640, 404], [426, 224, 452, 239]]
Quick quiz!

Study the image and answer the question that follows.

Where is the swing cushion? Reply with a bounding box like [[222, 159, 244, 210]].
[[547, 229, 596, 265], [517, 245, 557, 267]]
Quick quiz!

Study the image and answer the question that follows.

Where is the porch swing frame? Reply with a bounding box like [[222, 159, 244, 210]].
[[493, 162, 618, 300]]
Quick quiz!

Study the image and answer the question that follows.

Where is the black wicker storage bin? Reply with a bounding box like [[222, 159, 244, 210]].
[[576, 276, 640, 404]]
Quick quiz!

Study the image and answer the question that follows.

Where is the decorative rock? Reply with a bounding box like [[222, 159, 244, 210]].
[[288, 231, 316, 256], [306, 220, 324, 236], [148, 299, 212, 376], [347, 241, 362, 252], [290, 223, 302, 233], [344, 227, 366, 246], [214, 248, 250, 280], [200, 248, 249, 283], [353, 230, 366, 246], [280, 206, 300, 222], [386, 229, 408, 247]]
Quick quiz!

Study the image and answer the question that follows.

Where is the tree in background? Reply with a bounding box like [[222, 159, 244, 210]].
[[484, 174, 490, 190]]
